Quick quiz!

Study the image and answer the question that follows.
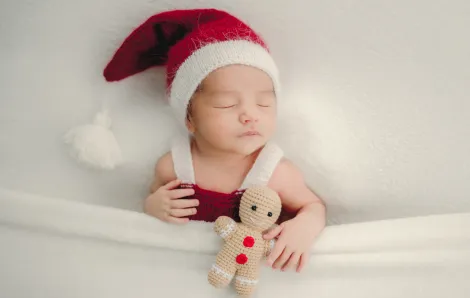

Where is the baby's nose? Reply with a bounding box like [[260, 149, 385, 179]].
[[240, 112, 258, 124]]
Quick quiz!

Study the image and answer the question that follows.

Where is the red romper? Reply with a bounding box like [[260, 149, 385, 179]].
[[171, 135, 284, 223]]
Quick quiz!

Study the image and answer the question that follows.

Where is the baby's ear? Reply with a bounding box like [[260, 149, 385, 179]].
[[184, 98, 196, 132], [185, 114, 195, 133]]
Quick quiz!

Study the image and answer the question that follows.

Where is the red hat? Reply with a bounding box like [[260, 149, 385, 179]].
[[64, 9, 280, 170], [104, 8, 280, 127]]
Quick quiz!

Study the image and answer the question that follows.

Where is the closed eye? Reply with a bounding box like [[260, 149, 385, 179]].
[[214, 105, 236, 109], [257, 92, 275, 108]]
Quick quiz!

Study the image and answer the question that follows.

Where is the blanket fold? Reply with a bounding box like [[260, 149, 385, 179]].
[[1, 187, 469, 259]]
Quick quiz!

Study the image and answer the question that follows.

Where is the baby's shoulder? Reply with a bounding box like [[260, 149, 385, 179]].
[[154, 151, 177, 183], [268, 157, 305, 191], [272, 157, 303, 178]]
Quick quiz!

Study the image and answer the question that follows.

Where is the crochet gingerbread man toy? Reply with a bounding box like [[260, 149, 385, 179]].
[[208, 186, 281, 297]]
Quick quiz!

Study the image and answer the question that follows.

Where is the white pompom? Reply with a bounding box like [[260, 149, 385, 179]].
[[64, 110, 123, 170]]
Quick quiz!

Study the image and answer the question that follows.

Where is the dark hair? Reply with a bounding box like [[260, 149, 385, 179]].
[[186, 99, 194, 121]]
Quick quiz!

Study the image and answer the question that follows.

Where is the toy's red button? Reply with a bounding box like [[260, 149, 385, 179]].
[[236, 254, 248, 264], [243, 236, 255, 248]]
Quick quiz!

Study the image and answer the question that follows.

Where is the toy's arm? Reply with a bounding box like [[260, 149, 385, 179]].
[[214, 216, 237, 241], [264, 238, 277, 257]]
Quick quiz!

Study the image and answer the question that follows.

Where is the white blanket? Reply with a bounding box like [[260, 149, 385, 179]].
[[1, 187, 469, 298]]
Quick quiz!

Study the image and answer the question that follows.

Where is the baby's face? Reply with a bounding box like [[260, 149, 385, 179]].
[[239, 186, 281, 231], [186, 65, 277, 155]]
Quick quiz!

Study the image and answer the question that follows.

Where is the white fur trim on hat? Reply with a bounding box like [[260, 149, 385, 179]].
[[169, 39, 280, 128]]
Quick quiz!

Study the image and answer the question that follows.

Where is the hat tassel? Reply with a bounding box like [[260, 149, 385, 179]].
[[64, 109, 123, 170]]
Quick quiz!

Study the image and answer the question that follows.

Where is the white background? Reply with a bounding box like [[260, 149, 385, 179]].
[[1, 0, 469, 224]]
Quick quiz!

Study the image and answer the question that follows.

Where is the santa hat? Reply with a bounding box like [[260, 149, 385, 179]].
[[64, 8, 280, 170]]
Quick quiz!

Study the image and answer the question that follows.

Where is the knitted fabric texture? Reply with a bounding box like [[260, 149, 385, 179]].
[[208, 186, 281, 297], [180, 184, 242, 222], [103, 8, 280, 128]]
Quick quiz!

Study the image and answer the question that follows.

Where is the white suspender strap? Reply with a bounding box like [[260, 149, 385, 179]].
[[170, 135, 196, 184], [240, 142, 284, 190]]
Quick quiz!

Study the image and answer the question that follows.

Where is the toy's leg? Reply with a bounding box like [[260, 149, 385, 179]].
[[208, 261, 236, 288], [234, 264, 259, 297]]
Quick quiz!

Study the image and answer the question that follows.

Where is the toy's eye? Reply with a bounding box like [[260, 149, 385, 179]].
[[267, 212, 273, 217], [251, 205, 257, 211]]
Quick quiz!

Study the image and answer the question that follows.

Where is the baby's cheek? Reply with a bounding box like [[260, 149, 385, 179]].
[[200, 118, 236, 147], [208, 113, 237, 134], [263, 112, 277, 131]]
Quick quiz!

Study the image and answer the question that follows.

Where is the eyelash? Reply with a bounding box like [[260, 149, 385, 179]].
[[214, 104, 271, 109]]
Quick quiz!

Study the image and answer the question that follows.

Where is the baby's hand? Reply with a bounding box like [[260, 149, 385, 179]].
[[145, 179, 198, 224], [263, 214, 318, 273]]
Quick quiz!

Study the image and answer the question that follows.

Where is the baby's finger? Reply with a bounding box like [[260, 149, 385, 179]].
[[263, 224, 283, 240], [282, 252, 301, 272], [170, 199, 199, 209], [170, 208, 197, 218], [168, 188, 195, 199], [297, 253, 309, 273], [267, 241, 285, 266], [161, 179, 181, 190], [273, 247, 292, 269]]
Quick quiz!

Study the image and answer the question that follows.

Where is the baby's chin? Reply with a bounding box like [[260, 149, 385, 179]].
[[232, 139, 269, 156]]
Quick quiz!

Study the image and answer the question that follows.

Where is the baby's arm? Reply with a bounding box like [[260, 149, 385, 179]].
[[269, 158, 325, 221], [214, 216, 237, 241], [149, 152, 176, 194], [144, 152, 197, 224], [264, 158, 325, 271], [145, 152, 175, 216]]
